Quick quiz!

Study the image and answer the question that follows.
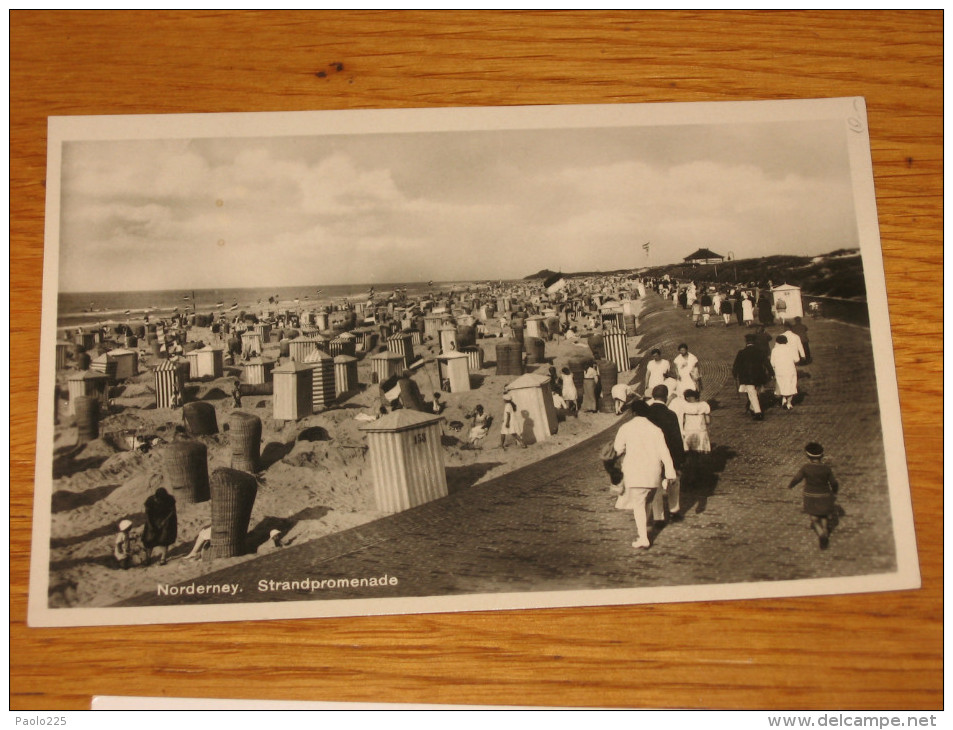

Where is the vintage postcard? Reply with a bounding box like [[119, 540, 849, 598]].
[[29, 98, 920, 627]]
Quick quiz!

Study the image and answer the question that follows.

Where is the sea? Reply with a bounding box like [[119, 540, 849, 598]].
[[56, 281, 492, 330]]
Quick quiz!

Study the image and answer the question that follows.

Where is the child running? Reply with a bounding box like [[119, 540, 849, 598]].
[[787, 442, 840, 550]]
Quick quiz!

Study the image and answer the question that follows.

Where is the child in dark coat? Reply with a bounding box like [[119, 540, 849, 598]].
[[787, 442, 839, 550]]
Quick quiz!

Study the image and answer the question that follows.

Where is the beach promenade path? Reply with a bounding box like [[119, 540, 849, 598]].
[[122, 293, 898, 608]]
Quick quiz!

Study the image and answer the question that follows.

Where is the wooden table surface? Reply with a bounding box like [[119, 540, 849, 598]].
[[10, 11, 942, 710]]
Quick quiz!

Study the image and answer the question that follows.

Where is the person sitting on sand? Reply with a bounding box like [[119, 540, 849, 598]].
[[257, 529, 284, 555], [184, 524, 212, 560], [114, 519, 133, 570], [465, 405, 490, 449]]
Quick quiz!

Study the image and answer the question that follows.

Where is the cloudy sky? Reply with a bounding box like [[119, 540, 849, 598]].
[[57, 117, 860, 292]]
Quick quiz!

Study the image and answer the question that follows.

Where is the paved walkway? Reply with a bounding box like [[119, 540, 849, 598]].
[[122, 294, 897, 607]]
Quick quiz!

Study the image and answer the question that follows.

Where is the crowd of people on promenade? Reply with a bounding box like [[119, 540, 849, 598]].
[[390, 272, 834, 557], [603, 275, 836, 554], [241, 273, 833, 556], [92, 269, 835, 571]]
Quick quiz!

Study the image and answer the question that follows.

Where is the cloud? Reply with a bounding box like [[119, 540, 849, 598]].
[[64, 140, 213, 202], [542, 158, 857, 261], [57, 125, 860, 292]]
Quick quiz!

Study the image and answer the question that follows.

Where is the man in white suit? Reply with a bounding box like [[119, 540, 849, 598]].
[[612, 409, 677, 549]]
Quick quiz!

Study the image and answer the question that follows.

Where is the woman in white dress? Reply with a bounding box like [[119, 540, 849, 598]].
[[741, 295, 755, 327], [673, 343, 701, 397], [770, 334, 800, 409], [643, 349, 671, 395]]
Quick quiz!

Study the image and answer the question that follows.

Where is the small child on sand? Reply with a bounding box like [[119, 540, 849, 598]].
[[787, 442, 840, 550], [113, 519, 133, 570], [256, 528, 284, 555]]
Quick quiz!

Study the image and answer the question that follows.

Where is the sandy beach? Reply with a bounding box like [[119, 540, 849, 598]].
[[48, 293, 644, 608]]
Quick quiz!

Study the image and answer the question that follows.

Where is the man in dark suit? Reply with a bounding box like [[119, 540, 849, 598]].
[[752, 325, 773, 359], [644, 384, 686, 523], [732, 334, 774, 421]]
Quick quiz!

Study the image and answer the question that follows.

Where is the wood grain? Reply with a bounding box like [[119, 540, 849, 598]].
[[11, 10, 942, 710]]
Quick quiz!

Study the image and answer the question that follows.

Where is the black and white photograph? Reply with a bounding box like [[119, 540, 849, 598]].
[[29, 98, 919, 627]]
